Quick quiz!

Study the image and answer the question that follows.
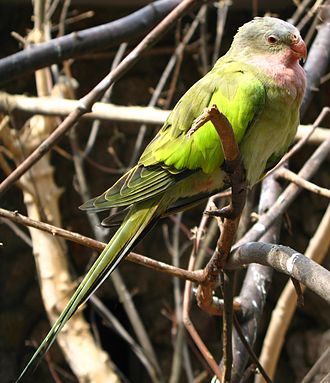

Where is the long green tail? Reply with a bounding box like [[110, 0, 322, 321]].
[[17, 199, 161, 382]]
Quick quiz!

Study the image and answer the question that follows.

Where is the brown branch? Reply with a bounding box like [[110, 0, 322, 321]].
[[182, 250, 223, 381], [276, 167, 330, 198], [0, 207, 204, 284], [0, 0, 205, 197]]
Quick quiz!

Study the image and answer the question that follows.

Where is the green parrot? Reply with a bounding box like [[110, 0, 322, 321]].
[[17, 16, 306, 381]]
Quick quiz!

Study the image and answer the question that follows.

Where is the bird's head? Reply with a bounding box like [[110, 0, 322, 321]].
[[231, 17, 307, 62]]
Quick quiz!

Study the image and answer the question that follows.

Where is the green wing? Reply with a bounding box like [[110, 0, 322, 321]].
[[81, 60, 266, 212], [139, 60, 266, 174]]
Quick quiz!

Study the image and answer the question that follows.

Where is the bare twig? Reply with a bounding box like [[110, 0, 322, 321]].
[[301, 346, 330, 383], [0, 207, 204, 284], [199, 5, 209, 75], [0, 0, 204, 197], [212, 0, 230, 65], [188, 105, 247, 382], [232, 314, 272, 383], [83, 42, 128, 158], [296, 0, 324, 31], [287, 0, 315, 24], [183, 250, 223, 381], [276, 167, 330, 198], [1, 93, 329, 144]]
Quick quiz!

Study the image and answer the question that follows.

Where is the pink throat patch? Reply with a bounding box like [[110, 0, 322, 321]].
[[246, 48, 306, 100]]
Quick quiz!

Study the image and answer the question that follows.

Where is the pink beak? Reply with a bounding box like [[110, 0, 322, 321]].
[[290, 39, 307, 60]]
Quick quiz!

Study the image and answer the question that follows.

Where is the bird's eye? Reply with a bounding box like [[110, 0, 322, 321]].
[[291, 33, 299, 42], [267, 35, 278, 44]]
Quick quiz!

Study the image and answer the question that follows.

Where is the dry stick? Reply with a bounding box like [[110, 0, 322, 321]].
[[233, 315, 272, 383], [300, 8, 330, 116], [276, 167, 330, 198], [89, 294, 159, 380], [169, 213, 194, 383], [0, 207, 204, 284], [199, 4, 209, 75], [69, 133, 162, 381], [183, 250, 224, 381], [255, 203, 330, 383], [1, 205, 329, 303], [212, 0, 230, 65], [83, 42, 128, 158], [287, 0, 315, 24], [0, 92, 171, 125], [296, 0, 324, 31], [301, 346, 330, 383], [0, 0, 204, 197], [1, 92, 329, 144]]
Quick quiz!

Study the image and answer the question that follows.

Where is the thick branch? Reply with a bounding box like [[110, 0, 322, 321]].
[[231, 175, 282, 383], [301, 3, 330, 116], [0, 93, 329, 144], [227, 242, 330, 305], [0, 0, 181, 86]]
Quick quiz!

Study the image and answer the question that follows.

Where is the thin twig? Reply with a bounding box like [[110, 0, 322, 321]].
[[287, 0, 315, 25], [212, 0, 230, 65], [230, 174, 282, 382], [232, 315, 272, 383], [83, 42, 128, 158], [183, 249, 223, 381], [276, 167, 330, 198], [0, 207, 204, 284], [301, 346, 330, 383]]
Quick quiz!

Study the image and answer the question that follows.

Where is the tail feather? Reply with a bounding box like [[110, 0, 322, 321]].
[[17, 199, 161, 382]]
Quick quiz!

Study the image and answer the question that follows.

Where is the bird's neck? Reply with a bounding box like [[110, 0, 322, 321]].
[[243, 49, 306, 101]]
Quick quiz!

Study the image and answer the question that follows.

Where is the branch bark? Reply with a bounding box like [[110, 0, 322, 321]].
[[0, 0, 181, 86]]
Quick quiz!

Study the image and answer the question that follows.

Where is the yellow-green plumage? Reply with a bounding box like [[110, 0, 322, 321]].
[[17, 16, 306, 381]]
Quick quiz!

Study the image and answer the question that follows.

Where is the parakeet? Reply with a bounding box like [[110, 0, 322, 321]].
[[18, 16, 306, 381]]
